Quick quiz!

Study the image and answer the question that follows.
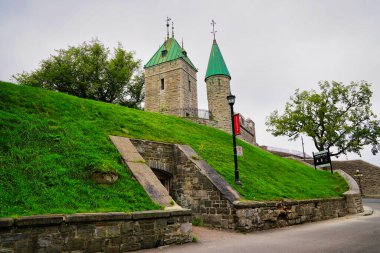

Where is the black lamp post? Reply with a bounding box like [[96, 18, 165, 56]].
[[355, 169, 363, 196], [227, 94, 241, 185]]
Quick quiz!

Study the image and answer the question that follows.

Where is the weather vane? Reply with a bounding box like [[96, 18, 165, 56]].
[[166, 17, 171, 39], [211, 19, 217, 40], [172, 21, 175, 38]]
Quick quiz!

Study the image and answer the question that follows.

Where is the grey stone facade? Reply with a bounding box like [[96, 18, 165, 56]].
[[144, 59, 198, 117], [0, 210, 192, 252], [205, 75, 232, 133]]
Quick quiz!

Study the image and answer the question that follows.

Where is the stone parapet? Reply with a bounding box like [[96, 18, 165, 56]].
[[185, 117, 257, 146], [0, 210, 192, 252]]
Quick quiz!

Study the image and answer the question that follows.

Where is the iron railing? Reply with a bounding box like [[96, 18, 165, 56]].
[[161, 108, 212, 120]]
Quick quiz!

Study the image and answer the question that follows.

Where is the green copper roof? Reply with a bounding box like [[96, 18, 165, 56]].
[[144, 38, 197, 71], [205, 40, 231, 80]]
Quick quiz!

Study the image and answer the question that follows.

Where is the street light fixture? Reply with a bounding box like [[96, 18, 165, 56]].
[[355, 169, 363, 196], [226, 94, 241, 185]]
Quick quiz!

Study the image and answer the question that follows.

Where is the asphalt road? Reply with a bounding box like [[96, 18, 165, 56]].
[[140, 199, 380, 253]]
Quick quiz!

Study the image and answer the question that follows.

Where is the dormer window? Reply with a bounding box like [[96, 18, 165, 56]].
[[182, 50, 187, 57], [161, 49, 167, 57]]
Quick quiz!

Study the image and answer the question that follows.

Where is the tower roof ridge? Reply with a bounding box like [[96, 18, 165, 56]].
[[144, 37, 197, 71], [205, 39, 231, 81]]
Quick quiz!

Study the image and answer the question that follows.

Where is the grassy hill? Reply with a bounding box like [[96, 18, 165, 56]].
[[0, 81, 347, 217]]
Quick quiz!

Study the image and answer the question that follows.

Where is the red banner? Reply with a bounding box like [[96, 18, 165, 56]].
[[233, 114, 241, 135]]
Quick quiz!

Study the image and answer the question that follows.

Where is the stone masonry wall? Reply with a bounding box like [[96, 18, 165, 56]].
[[185, 117, 257, 146], [144, 59, 198, 117], [129, 139, 237, 229], [238, 116, 256, 145], [332, 160, 380, 197], [234, 198, 347, 232], [0, 210, 192, 252], [172, 145, 237, 229], [304, 159, 380, 197], [128, 139, 358, 232], [239, 126, 256, 145], [206, 75, 231, 133], [130, 139, 175, 176]]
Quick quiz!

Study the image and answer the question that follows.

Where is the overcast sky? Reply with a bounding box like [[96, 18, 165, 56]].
[[1, 0, 379, 166]]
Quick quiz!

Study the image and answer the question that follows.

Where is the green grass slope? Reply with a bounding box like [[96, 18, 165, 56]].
[[0, 81, 347, 217]]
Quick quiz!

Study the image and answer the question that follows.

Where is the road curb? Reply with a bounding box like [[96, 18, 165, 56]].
[[357, 206, 374, 216]]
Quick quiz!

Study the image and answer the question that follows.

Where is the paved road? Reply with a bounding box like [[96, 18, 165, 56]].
[[141, 199, 380, 253]]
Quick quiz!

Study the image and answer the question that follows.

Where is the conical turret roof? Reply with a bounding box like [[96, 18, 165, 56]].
[[205, 39, 231, 81], [144, 38, 197, 71]]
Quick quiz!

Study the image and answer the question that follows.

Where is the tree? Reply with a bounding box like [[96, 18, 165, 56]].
[[371, 121, 380, 155], [266, 81, 380, 157], [13, 39, 143, 107], [118, 73, 145, 109]]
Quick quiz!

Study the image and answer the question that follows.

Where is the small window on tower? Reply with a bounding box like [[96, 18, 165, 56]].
[[161, 78, 165, 90], [188, 80, 191, 91], [161, 49, 167, 57]]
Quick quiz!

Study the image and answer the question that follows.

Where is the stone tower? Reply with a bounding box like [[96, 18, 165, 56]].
[[144, 37, 198, 117], [205, 39, 232, 133]]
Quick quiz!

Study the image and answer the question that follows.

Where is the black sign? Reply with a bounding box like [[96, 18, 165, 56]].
[[312, 150, 333, 174]]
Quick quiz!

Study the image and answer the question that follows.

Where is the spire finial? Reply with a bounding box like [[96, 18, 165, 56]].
[[166, 16, 171, 40], [172, 21, 174, 38], [211, 19, 217, 40]]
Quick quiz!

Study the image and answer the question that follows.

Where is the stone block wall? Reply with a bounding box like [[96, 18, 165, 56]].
[[130, 139, 175, 176], [144, 59, 198, 117], [172, 145, 237, 229], [234, 198, 347, 232], [332, 160, 380, 197], [304, 159, 380, 197], [238, 116, 256, 145], [205, 75, 231, 133], [128, 139, 238, 229], [185, 117, 257, 146], [0, 210, 192, 252], [127, 138, 360, 233]]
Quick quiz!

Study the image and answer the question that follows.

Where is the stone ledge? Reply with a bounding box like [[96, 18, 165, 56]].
[[0, 218, 14, 228], [65, 212, 132, 223], [170, 209, 192, 216], [234, 197, 346, 209], [132, 210, 171, 220], [233, 201, 266, 208], [0, 209, 193, 229], [15, 214, 64, 227]]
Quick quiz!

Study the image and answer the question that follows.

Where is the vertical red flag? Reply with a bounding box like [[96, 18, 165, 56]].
[[233, 114, 241, 135]]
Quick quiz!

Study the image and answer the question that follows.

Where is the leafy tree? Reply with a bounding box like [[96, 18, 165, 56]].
[[13, 40, 143, 107], [266, 81, 380, 156], [371, 122, 380, 155], [118, 73, 145, 109]]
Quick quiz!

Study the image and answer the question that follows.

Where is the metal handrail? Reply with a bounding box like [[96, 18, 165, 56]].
[[161, 108, 212, 120]]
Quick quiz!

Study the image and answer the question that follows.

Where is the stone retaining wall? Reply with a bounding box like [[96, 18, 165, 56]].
[[0, 210, 192, 252], [234, 198, 347, 232], [126, 138, 363, 232], [128, 139, 239, 230], [304, 159, 380, 197]]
